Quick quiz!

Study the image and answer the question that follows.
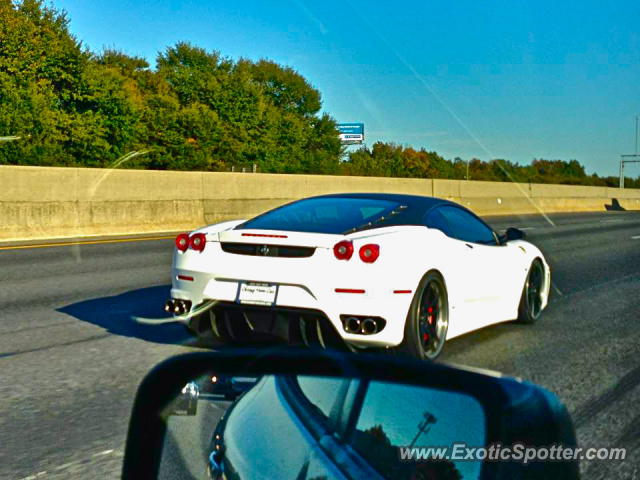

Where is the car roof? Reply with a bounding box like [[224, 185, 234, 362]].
[[308, 192, 459, 221], [311, 192, 456, 205]]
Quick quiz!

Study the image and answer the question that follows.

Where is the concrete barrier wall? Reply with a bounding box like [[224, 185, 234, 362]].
[[1, 165, 639, 241], [433, 180, 640, 216]]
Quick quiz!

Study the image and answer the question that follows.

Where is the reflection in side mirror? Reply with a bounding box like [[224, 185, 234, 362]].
[[168, 382, 199, 416], [168, 375, 485, 480], [341, 378, 485, 480], [168, 375, 259, 416], [124, 350, 579, 480]]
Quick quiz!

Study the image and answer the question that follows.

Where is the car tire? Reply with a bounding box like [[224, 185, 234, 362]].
[[395, 271, 449, 361], [517, 258, 545, 324]]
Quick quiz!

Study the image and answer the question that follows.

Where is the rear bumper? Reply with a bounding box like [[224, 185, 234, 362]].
[[170, 270, 413, 348]]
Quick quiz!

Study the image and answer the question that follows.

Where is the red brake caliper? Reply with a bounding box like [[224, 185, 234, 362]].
[[423, 307, 434, 341]]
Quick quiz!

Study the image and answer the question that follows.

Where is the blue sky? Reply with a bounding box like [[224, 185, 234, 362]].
[[55, 0, 640, 176]]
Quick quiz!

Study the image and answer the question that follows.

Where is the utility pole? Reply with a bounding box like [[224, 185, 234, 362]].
[[408, 412, 437, 448]]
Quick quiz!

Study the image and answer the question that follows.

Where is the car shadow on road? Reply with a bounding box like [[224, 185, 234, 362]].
[[57, 285, 195, 345]]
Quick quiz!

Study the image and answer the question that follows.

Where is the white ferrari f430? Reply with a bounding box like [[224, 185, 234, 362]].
[[166, 193, 550, 359]]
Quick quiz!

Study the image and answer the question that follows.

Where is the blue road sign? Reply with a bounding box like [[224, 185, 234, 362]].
[[337, 123, 364, 144]]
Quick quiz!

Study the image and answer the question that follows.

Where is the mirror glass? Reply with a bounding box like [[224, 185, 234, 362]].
[[159, 374, 486, 480]]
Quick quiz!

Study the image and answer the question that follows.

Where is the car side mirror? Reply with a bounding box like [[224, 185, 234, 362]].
[[500, 227, 525, 244], [123, 349, 579, 480]]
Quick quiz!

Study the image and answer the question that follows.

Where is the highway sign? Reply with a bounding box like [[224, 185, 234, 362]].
[[338, 123, 364, 145]]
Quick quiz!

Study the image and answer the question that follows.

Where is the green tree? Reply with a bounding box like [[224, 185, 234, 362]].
[[251, 59, 321, 117], [0, 0, 87, 164]]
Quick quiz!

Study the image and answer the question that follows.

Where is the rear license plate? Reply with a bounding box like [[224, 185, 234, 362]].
[[237, 282, 278, 306]]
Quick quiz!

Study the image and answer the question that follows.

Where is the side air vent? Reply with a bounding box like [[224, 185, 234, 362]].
[[220, 243, 315, 258]]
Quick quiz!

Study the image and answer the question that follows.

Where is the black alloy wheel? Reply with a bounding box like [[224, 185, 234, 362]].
[[396, 271, 449, 360], [517, 259, 545, 323]]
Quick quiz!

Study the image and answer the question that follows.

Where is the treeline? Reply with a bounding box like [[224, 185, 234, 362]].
[[343, 143, 640, 188], [1, 0, 637, 188]]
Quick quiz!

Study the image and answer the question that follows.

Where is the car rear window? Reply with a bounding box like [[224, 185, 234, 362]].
[[236, 197, 402, 234]]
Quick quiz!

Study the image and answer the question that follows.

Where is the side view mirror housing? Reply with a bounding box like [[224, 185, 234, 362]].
[[123, 349, 579, 480], [500, 227, 526, 244]]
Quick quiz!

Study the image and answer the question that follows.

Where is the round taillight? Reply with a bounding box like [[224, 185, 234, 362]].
[[189, 233, 206, 252], [333, 240, 354, 260], [359, 244, 380, 263], [175, 233, 190, 252]]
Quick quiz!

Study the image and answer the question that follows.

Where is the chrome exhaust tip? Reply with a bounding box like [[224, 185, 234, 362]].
[[166, 299, 192, 316], [164, 300, 175, 313], [361, 318, 378, 335], [344, 317, 361, 334]]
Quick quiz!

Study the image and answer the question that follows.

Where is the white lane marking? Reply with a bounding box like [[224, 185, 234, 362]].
[[632, 235, 640, 240], [552, 283, 563, 296], [92, 449, 114, 457], [19, 473, 47, 480], [601, 219, 625, 224], [519, 227, 535, 230], [17, 450, 118, 479]]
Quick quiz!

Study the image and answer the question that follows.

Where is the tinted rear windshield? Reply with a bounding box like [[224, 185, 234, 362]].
[[236, 197, 402, 234]]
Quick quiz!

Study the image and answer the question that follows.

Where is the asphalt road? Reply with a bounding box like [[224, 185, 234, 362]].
[[1, 210, 639, 479]]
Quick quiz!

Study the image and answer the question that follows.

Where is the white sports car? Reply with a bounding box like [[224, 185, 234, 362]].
[[166, 193, 550, 359]]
